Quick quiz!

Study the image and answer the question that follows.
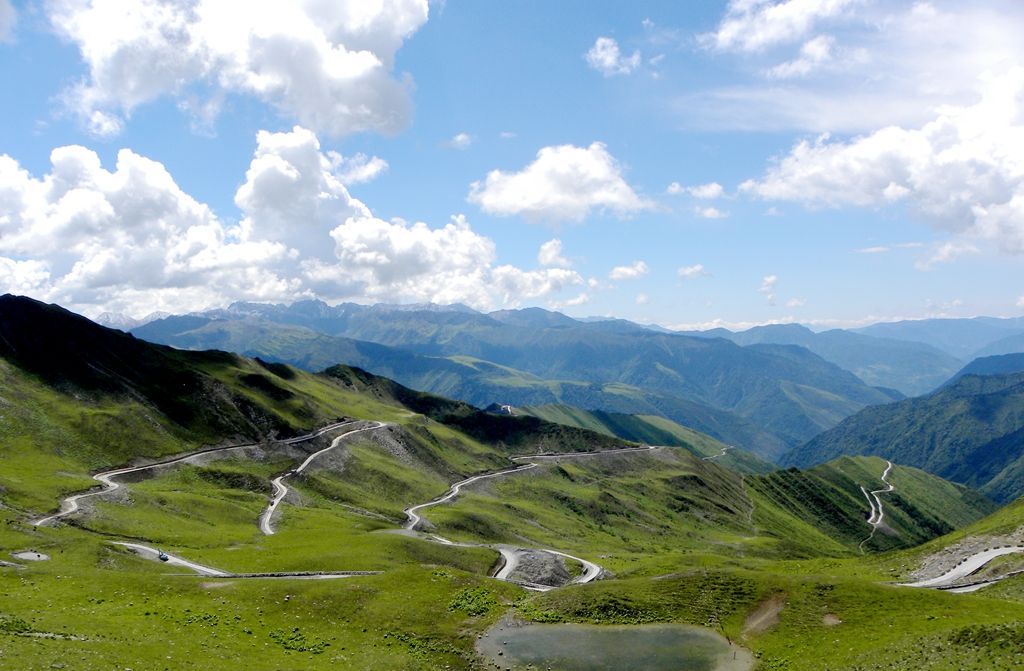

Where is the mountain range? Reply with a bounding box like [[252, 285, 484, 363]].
[[132, 303, 908, 459]]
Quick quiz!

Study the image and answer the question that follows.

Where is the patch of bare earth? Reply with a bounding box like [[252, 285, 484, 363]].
[[742, 592, 786, 637]]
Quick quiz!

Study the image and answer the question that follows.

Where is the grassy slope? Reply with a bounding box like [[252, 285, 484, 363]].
[[786, 371, 1024, 502], [748, 457, 998, 554], [1, 296, 1020, 670], [516, 403, 775, 474]]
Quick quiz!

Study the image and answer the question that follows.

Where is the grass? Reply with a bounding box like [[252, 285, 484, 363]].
[[1, 305, 1021, 669]]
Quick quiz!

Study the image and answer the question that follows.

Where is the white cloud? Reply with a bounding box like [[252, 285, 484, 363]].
[[767, 34, 834, 79], [668, 181, 725, 199], [742, 69, 1024, 254], [307, 213, 493, 307], [914, 241, 980, 271], [0, 258, 51, 295], [786, 297, 806, 308], [1017, 295, 1024, 308], [492, 266, 584, 305], [0, 142, 298, 316], [704, 0, 859, 52], [328, 152, 388, 184], [499, 131, 517, 139], [0, 128, 590, 316], [688, 182, 725, 199], [449, 132, 473, 149], [635, 292, 649, 305], [538, 238, 571, 268], [0, 0, 16, 42], [694, 206, 728, 219], [585, 37, 641, 76], [468, 142, 651, 222], [678, 264, 709, 280], [609, 260, 648, 281], [688, 4, 1024, 134], [234, 126, 371, 257], [48, 0, 429, 136], [758, 274, 778, 305]]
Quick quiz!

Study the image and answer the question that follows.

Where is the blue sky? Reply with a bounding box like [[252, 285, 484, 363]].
[[0, 0, 1022, 329]]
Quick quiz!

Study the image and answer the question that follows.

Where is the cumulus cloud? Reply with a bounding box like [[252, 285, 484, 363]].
[[0, 142, 298, 315], [538, 238, 571, 268], [609, 260, 648, 280], [742, 70, 1024, 254], [689, 182, 726, 199], [704, 0, 859, 52], [758, 274, 778, 305], [1017, 295, 1024, 308], [468, 142, 651, 222], [0, 128, 589, 315], [493, 266, 584, 305], [48, 0, 429, 136], [585, 37, 641, 76], [234, 126, 371, 257], [678, 264, 710, 279], [635, 292, 649, 305], [695, 206, 728, 219], [668, 181, 725, 199], [786, 297, 806, 308], [449, 132, 473, 149], [0, 0, 16, 42], [767, 34, 834, 78], [306, 214, 494, 307], [329, 152, 389, 184]]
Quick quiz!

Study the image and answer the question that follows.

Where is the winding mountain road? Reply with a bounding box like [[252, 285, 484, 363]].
[[900, 546, 1024, 592], [403, 445, 660, 589], [259, 421, 387, 535], [35, 419, 663, 591], [32, 421, 357, 527], [702, 445, 733, 461], [112, 542, 380, 580], [858, 460, 894, 553]]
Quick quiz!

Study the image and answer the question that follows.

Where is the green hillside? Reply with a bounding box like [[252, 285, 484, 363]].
[[747, 457, 997, 555], [514, 403, 775, 475], [785, 371, 1024, 501], [0, 295, 1016, 671]]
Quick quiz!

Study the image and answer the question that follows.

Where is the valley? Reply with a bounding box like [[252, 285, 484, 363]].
[[3, 295, 1024, 670]]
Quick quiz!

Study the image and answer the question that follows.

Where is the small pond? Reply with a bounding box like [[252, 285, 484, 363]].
[[476, 621, 752, 671]]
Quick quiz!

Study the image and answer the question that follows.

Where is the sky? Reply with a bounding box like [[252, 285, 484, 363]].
[[0, 0, 1023, 330]]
